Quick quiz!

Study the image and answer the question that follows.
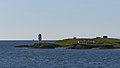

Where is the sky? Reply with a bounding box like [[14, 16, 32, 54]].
[[0, 0, 120, 40]]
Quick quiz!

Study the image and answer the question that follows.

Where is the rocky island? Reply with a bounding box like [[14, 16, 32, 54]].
[[15, 34, 120, 49]]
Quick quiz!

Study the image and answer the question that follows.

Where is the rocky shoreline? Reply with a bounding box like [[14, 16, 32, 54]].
[[15, 43, 118, 49]]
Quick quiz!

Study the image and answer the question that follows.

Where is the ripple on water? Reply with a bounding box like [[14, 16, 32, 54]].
[[0, 47, 120, 68]]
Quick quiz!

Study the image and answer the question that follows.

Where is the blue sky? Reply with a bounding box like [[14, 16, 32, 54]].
[[0, 0, 120, 40]]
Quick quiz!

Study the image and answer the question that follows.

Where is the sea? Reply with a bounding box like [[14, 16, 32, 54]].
[[0, 40, 120, 68]]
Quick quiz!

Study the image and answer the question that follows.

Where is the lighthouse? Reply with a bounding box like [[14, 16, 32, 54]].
[[38, 34, 42, 43]]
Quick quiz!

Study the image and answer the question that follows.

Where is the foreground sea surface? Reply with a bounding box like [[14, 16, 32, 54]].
[[0, 40, 120, 68]]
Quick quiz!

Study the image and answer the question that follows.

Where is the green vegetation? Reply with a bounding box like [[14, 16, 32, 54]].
[[32, 42, 60, 48], [94, 38, 120, 47], [74, 44, 113, 49], [55, 38, 120, 48], [55, 39, 78, 47], [15, 37, 120, 49]]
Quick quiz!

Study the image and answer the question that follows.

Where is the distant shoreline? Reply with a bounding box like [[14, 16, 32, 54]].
[[15, 37, 120, 50]]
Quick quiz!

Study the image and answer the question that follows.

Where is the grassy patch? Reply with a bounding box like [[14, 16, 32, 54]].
[[55, 38, 120, 47], [32, 42, 60, 48]]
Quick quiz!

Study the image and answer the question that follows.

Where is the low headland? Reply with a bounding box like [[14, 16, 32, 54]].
[[15, 36, 120, 49]]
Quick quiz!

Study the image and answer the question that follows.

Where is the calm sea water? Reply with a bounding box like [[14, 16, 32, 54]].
[[0, 40, 120, 68]]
